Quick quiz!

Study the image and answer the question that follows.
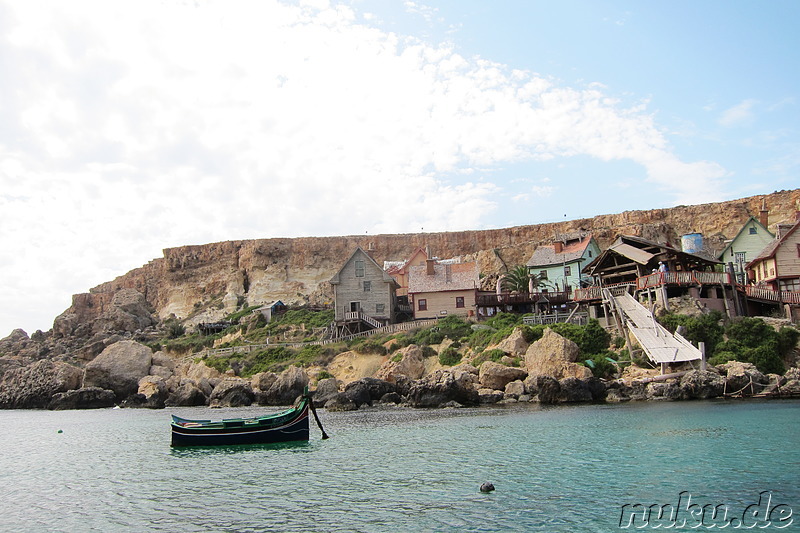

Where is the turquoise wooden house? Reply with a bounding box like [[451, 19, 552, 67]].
[[718, 216, 773, 284], [526, 233, 601, 292]]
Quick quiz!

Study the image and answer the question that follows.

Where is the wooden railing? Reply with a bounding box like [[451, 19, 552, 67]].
[[573, 282, 633, 301], [743, 285, 800, 304], [523, 312, 588, 326], [477, 290, 571, 306], [637, 271, 731, 290], [343, 311, 383, 329]]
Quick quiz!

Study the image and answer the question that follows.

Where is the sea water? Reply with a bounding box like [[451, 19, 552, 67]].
[[0, 400, 797, 532]]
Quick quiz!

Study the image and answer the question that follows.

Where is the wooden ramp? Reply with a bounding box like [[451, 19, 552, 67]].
[[608, 292, 702, 364]]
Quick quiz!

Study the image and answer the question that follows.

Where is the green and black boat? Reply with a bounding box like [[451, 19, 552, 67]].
[[170, 393, 327, 447]]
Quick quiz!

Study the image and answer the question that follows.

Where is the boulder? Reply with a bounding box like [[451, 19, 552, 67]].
[[165, 380, 208, 407], [0, 360, 83, 409], [524, 329, 593, 380], [504, 380, 526, 398], [586, 377, 607, 402], [719, 361, 768, 395], [83, 340, 153, 400], [264, 366, 309, 405], [407, 369, 480, 407], [209, 378, 255, 407], [149, 365, 173, 380], [478, 361, 528, 391], [559, 377, 593, 403], [251, 371, 279, 401], [135, 375, 168, 408], [523, 375, 561, 404], [646, 381, 686, 401], [478, 388, 505, 404], [47, 387, 117, 410], [312, 378, 341, 405], [324, 393, 358, 411], [488, 328, 530, 357], [343, 377, 396, 408], [680, 370, 725, 399], [152, 351, 177, 372], [379, 391, 402, 404], [375, 345, 426, 382]]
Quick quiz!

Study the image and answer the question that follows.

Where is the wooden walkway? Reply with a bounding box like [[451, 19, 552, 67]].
[[611, 292, 702, 364]]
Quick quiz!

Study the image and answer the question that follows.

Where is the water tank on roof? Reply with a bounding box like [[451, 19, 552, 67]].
[[681, 233, 704, 255]]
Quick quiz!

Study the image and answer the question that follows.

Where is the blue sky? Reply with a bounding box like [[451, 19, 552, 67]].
[[1, 0, 798, 336]]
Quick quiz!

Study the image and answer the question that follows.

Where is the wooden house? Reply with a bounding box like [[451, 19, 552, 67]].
[[718, 209, 774, 284], [330, 247, 399, 334], [408, 260, 479, 319], [384, 247, 429, 298], [526, 232, 600, 291], [746, 215, 800, 293]]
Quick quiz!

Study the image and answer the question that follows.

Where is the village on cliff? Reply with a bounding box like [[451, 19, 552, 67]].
[[1, 195, 800, 411]]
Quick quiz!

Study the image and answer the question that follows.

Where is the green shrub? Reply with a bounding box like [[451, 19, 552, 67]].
[[777, 326, 800, 355], [354, 340, 387, 356], [583, 351, 618, 378], [421, 346, 437, 358], [519, 324, 546, 344], [438, 347, 462, 366], [482, 348, 508, 363], [391, 353, 403, 363], [316, 370, 334, 381], [708, 351, 737, 367]]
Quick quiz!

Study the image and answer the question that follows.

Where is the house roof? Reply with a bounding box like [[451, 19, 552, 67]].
[[526, 233, 594, 268], [583, 234, 720, 276], [330, 247, 399, 286], [408, 262, 479, 294], [717, 216, 774, 259], [747, 221, 799, 267]]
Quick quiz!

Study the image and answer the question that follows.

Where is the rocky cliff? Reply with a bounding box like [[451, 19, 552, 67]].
[[48, 189, 799, 337]]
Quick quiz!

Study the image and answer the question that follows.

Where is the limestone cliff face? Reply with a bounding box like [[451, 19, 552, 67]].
[[57, 189, 800, 329]]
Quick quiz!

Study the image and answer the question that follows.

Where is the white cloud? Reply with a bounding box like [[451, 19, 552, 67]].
[[0, 0, 728, 334], [719, 99, 758, 127]]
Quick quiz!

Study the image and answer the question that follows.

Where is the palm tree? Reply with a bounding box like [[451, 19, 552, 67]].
[[500, 265, 549, 293]]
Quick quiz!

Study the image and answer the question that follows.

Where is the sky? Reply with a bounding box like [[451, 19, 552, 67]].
[[1, 0, 798, 337]]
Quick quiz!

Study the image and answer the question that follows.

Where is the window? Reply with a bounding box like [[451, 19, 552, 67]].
[[564, 265, 571, 276], [588, 250, 592, 258], [734, 252, 746, 265], [455, 296, 465, 308], [418, 299, 427, 311], [363, 280, 371, 292], [749, 226, 758, 235], [797, 244, 800, 258], [539, 270, 547, 280], [376, 303, 385, 314], [355, 260, 365, 277]]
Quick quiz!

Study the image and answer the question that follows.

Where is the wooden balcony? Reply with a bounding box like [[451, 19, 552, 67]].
[[477, 291, 571, 307], [637, 271, 732, 290], [743, 285, 800, 305]]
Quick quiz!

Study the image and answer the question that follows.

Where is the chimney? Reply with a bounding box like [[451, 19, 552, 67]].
[[554, 241, 563, 254], [759, 199, 769, 228], [426, 258, 435, 275], [365, 242, 376, 260]]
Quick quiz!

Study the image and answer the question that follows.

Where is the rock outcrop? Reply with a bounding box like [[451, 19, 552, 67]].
[[524, 329, 593, 380], [0, 360, 83, 409], [263, 366, 309, 405], [375, 345, 425, 382], [83, 340, 153, 401], [478, 361, 527, 390], [47, 387, 116, 410], [406, 369, 479, 407]]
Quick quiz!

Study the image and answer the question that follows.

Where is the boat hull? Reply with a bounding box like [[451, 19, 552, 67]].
[[170, 403, 310, 447]]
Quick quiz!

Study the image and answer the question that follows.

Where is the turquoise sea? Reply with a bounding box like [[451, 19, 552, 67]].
[[1, 400, 798, 532]]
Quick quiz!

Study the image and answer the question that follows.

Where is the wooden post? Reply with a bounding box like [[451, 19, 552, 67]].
[[699, 341, 706, 372]]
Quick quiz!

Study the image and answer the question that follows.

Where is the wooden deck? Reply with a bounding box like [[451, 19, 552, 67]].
[[477, 291, 571, 306]]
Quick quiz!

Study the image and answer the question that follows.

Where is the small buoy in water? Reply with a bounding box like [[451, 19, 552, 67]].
[[479, 482, 495, 493], [57, 429, 63, 434]]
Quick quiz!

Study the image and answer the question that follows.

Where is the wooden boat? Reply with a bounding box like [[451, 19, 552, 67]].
[[171, 396, 317, 447]]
